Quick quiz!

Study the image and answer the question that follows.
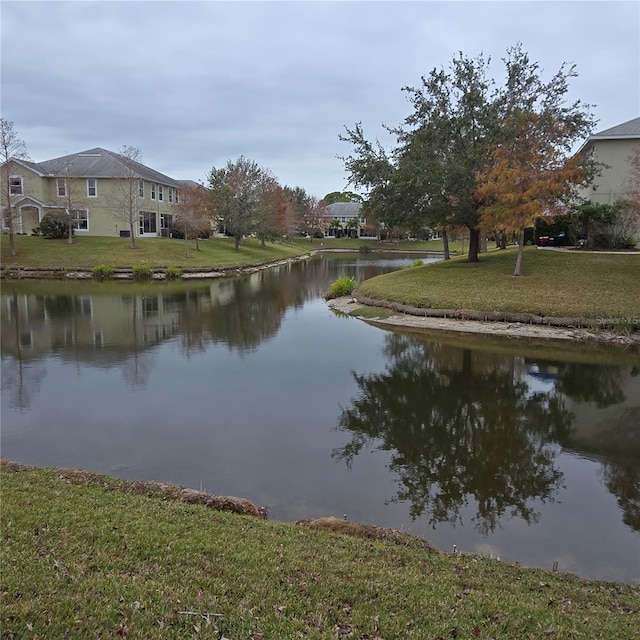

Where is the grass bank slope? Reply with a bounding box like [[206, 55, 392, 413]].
[[355, 247, 640, 321], [2, 464, 638, 639]]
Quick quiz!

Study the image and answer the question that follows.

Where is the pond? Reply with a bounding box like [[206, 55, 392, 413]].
[[1, 252, 639, 583]]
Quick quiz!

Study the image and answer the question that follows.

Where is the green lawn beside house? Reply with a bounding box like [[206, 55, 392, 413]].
[[0, 235, 464, 271]]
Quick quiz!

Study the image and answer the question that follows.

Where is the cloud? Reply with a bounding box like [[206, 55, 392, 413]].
[[2, 0, 638, 198]]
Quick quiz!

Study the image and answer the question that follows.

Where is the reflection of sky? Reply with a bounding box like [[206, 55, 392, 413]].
[[525, 364, 559, 396], [2, 266, 639, 583]]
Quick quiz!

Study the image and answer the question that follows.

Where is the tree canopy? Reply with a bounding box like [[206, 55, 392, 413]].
[[340, 45, 597, 272]]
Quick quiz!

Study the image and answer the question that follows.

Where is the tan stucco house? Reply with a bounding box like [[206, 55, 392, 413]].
[[578, 116, 640, 205], [1, 148, 181, 238]]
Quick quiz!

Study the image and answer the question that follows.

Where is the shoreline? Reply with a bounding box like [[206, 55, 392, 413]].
[[327, 296, 640, 346]]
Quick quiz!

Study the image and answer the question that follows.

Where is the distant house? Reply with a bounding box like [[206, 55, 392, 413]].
[[323, 202, 372, 238], [578, 116, 640, 205], [1, 147, 181, 238]]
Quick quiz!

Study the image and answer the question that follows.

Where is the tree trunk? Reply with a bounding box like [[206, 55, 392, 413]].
[[67, 210, 73, 244], [235, 234, 241, 250], [195, 234, 200, 252], [129, 220, 136, 249], [499, 231, 507, 250], [513, 228, 525, 277], [442, 229, 451, 260], [466, 227, 480, 263], [480, 229, 487, 253], [7, 210, 16, 256], [184, 229, 190, 258]]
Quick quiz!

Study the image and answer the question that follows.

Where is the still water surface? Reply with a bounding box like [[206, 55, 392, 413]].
[[2, 253, 639, 582]]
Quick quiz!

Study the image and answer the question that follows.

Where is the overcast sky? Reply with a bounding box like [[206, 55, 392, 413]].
[[2, 1, 638, 199]]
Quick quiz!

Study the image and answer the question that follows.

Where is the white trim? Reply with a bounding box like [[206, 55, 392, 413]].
[[86, 178, 97, 197]]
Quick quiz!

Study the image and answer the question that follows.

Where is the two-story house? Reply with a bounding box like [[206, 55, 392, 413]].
[[2, 147, 181, 238], [577, 116, 639, 205]]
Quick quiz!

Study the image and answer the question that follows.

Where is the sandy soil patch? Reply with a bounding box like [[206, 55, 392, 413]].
[[327, 297, 640, 345]]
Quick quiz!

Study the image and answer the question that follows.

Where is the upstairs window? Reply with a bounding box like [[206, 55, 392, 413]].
[[57, 179, 67, 197], [138, 180, 144, 198], [86, 179, 97, 197], [168, 187, 173, 203], [9, 176, 23, 196], [151, 183, 156, 200], [158, 185, 163, 202]]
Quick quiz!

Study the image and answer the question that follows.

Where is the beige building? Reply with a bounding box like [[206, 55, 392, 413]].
[[578, 116, 639, 205], [1, 147, 181, 238]]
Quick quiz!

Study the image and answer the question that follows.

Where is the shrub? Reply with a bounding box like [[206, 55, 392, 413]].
[[39, 214, 72, 239], [92, 265, 114, 281], [165, 266, 182, 280], [132, 265, 153, 281], [324, 276, 357, 300], [358, 245, 371, 254], [411, 259, 424, 267]]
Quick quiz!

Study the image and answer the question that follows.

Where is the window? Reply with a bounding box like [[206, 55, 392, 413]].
[[138, 180, 144, 198], [139, 211, 157, 234], [160, 214, 173, 230], [86, 179, 97, 197], [151, 183, 156, 200], [71, 209, 88, 231], [9, 176, 23, 196], [168, 187, 173, 203], [57, 179, 67, 197], [175, 189, 179, 204], [158, 185, 163, 201]]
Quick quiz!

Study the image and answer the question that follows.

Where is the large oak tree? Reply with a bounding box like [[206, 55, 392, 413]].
[[341, 45, 596, 269]]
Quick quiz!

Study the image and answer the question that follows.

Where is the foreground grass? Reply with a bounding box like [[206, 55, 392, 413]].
[[356, 247, 640, 321], [2, 465, 638, 639]]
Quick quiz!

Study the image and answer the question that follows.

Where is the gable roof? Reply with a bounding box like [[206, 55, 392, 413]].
[[3, 158, 50, 177], [36, 148, 179, 186]]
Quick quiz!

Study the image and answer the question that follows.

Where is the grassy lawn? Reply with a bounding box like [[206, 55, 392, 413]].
[[356, 247, 640, 321], [2, 464, 638, 639], [0, 236, 458, 271], [1, 235, 307, 270]]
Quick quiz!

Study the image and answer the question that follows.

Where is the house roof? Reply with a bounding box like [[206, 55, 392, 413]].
[[34, 148, 179, 186], [4, 158, 49, 177], [590, 117, 640, 140], [578, 116, 640, 154], [324, 202, 363, 218]]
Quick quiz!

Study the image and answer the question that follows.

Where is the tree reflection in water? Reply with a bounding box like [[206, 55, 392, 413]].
[[334, 334, 574, 534]]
